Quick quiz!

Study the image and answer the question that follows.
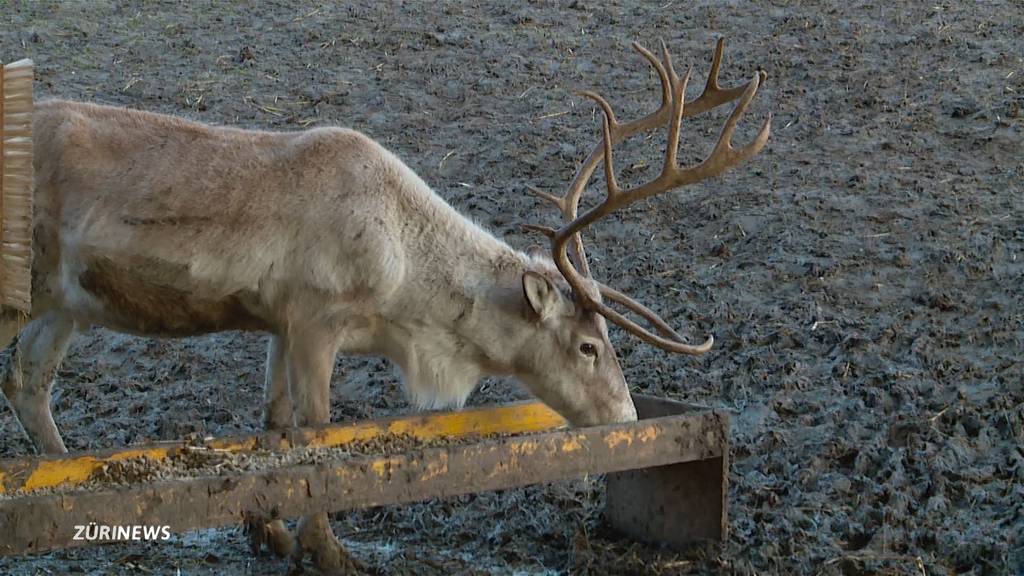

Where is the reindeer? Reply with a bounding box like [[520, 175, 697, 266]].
[[0, 39, 768, 572]]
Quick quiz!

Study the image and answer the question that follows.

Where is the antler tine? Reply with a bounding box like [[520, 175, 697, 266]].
[[659, 39, 681, 93], [685, 37, 764, 117], [520, 223, 557, 239], [664, 67, 692, 176], [632, 42, 671, 109], [599, 284, 685, 340], [707, 37, 724, 92], [578, 90, 618, 132], [527, 185, 567, 214], [702, 73, 772, 177], [587, 93, 622, 198], [598, 283, 715, 355]]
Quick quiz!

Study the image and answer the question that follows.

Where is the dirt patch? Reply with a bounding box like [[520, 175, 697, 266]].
[[1, 0, 1022, 574]]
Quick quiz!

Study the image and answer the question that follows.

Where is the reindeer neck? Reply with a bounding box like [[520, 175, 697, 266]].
[[385, 173, 535, 375]]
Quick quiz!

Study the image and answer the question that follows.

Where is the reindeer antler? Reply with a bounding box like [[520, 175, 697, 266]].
[[525, 38, 771, 355]]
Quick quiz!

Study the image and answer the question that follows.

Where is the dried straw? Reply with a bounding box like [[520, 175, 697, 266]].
[[1, 59, 33, 314]]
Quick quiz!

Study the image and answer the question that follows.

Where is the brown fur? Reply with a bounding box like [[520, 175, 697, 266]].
[[78, 255, 268, 336]]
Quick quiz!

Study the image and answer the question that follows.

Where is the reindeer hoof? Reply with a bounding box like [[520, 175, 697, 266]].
[[266, 519, 296, 558], [294, 514, 365, 575], [244, 515, 295, 558]]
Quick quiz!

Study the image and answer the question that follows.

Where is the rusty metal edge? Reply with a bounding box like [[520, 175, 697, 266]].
[[0, 409, 727, 556]]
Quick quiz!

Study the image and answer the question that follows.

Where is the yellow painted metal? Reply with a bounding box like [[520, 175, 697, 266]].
[[0, 401, 567, 495], [299, 401, 566, 449], [19, 448, 169, 492]]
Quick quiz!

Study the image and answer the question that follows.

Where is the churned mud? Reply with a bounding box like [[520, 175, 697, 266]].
[[1, 0, 1022, 574]]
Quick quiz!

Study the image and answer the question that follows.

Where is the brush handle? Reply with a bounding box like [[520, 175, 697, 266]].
[[0, 59, 33, 314]]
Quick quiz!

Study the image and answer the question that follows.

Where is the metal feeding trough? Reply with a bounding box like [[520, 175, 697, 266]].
[[0, 393, 728, 556]]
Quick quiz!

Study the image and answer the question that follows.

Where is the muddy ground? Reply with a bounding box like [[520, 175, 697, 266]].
[[1, 0, 1022, 574]]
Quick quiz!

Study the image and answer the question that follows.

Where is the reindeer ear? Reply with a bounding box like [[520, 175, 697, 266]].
[[526, 244, 545, 259], [522, 271, 566, 321]]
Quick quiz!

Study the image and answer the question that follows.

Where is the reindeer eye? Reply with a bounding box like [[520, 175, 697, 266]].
[[579, 343, 598, 358]]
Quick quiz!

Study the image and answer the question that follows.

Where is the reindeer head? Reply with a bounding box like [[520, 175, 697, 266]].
[[518, 38, 771, 427], [511, 264, 633, 427]]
